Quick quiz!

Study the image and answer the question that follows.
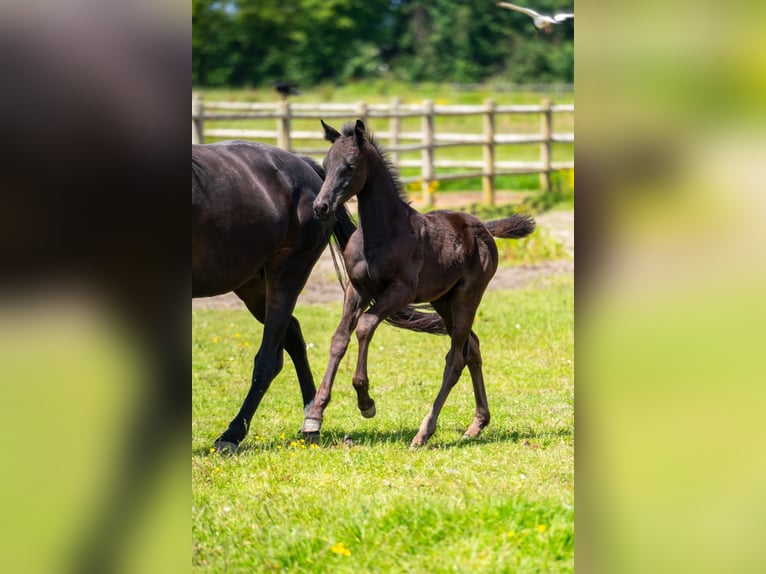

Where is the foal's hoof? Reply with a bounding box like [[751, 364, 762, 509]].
[[301, 417, 322, 434], [360, 401, 376, 419], [302, 431, 320, 445], [409, 435, 429, 450], [212, 440, 238, 454]]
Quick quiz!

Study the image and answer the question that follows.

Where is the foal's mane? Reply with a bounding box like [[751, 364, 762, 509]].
[[340, 122, 409, 204]]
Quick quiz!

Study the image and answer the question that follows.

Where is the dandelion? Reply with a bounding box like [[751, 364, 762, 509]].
[[279, 433, 286, 440], [209, 447, 215, 454], [234, 332, 241, 338], [537, 524, 547, 533], [329, 542, 351, 556], [506, 531, 515, 538], [211, 337, 218, 343]]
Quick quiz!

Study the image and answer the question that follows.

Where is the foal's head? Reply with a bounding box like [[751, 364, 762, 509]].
[[313, 119, 369, 220]]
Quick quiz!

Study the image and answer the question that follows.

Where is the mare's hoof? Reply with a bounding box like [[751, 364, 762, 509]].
[[213, 440, 238, 454], [302, 417, 322, 434], [360, 401, 376, 419]]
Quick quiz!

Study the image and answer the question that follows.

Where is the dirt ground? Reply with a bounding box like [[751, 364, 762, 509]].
[[192, 195, 573, 310]]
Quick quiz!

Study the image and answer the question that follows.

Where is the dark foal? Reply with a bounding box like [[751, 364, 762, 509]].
[[303, 120, 535, 447], [193, 140, 355, 452]]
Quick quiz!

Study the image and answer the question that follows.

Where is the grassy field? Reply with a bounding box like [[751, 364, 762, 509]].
[[192, 273, 574, 573], [194, 83, 574, 193]]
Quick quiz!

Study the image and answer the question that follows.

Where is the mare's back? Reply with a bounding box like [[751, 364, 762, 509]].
[[191, 142, 322, 296]]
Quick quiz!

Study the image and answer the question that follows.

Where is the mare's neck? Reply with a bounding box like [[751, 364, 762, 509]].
[[356, 147, 411, 246]]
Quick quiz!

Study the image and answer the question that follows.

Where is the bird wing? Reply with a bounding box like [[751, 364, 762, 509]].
[[496, 3, 542, 20], [553, 13, 574, 22]]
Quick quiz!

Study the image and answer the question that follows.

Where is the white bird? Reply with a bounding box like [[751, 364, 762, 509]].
[[497, 2, 574, 32]]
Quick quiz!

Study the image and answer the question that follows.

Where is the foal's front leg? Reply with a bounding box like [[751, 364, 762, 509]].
[[350, 285, 415, 419], [301, 285, 367, 434]]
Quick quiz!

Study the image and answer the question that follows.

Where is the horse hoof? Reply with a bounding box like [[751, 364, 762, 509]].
[[360, 402, 376, 419], [409, 436, 427, 449], [213, 440, 238, 454], [302, 431, 320, 445], [302, 417, 322, 434]]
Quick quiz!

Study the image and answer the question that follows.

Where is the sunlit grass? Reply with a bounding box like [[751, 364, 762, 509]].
[[193, 274, 574, 573]]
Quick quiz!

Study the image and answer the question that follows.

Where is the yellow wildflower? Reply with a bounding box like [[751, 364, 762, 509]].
[[330, 542, 351, 556], [537, 524, 547, 533]]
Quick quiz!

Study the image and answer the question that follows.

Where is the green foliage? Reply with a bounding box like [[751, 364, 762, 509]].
[[193, 1, 574, 87], [522, 169, 575, 212], [193, 275, 574, 572]]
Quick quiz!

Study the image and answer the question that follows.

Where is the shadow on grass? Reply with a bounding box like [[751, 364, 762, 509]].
[[192, 425, 572, 456]]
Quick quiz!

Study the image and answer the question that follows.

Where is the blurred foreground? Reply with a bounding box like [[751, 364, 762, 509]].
[[577, 1, 766, 572]]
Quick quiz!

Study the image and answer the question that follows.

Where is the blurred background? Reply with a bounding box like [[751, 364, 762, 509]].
[[192, 0, 573, 88]]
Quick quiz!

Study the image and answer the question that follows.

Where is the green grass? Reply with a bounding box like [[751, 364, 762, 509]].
[[193, 274, 574, 573], [194, 83, 574, 194]]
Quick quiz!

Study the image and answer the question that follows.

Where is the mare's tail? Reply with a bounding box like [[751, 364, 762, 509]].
[[484, 213, 536, 239]]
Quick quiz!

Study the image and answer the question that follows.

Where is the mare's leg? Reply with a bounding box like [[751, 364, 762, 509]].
[[238, 277, 315, 409], [410, 297, 479, 448], [351, 284, 415, 418], [462, 331, 490, 438], [302, 284, 368, 434], [214, 272, 308, 452], [283, 316, 317, 411]]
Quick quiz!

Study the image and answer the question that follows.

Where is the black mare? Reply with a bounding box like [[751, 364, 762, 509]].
[[303, 120, 536, 448], [192, 140, 355, 452]]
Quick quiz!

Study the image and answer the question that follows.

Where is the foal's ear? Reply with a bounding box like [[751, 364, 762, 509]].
[[321, 119, 341, 143], [354, 119, 366, 146]]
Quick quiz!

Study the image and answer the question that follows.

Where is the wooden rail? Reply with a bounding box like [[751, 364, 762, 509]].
[[192, 96, 573, 206]]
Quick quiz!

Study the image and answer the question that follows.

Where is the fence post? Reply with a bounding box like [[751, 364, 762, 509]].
[[277, 99, 291, 150], [540, 98, 552, 192], [482, 98, 496, 206], [389, 97, 400, 167], [192, 93, 204, 144], [356, 101, 369, 126], [421, 99, 435, 207]]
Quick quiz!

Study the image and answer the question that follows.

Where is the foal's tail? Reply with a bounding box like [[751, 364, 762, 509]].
[[485, 213, 536, 239], [384, 213, 537, 335]]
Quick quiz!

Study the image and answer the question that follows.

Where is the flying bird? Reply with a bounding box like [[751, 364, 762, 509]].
[[497, 3, 574, 32], [272, 81, 300, 99]]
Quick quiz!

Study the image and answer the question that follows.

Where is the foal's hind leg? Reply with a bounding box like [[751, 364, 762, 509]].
[[463, 331, 490, 438], [411, 297, 481, 448]]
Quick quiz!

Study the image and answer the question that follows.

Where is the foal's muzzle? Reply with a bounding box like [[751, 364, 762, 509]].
[[313, 199, 331, 220]]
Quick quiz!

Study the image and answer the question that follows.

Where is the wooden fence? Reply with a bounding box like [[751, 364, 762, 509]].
[[192, 95, 573, 206]]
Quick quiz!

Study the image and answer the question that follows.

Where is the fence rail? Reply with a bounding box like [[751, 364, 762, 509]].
[[192, 95, 573, 206]]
